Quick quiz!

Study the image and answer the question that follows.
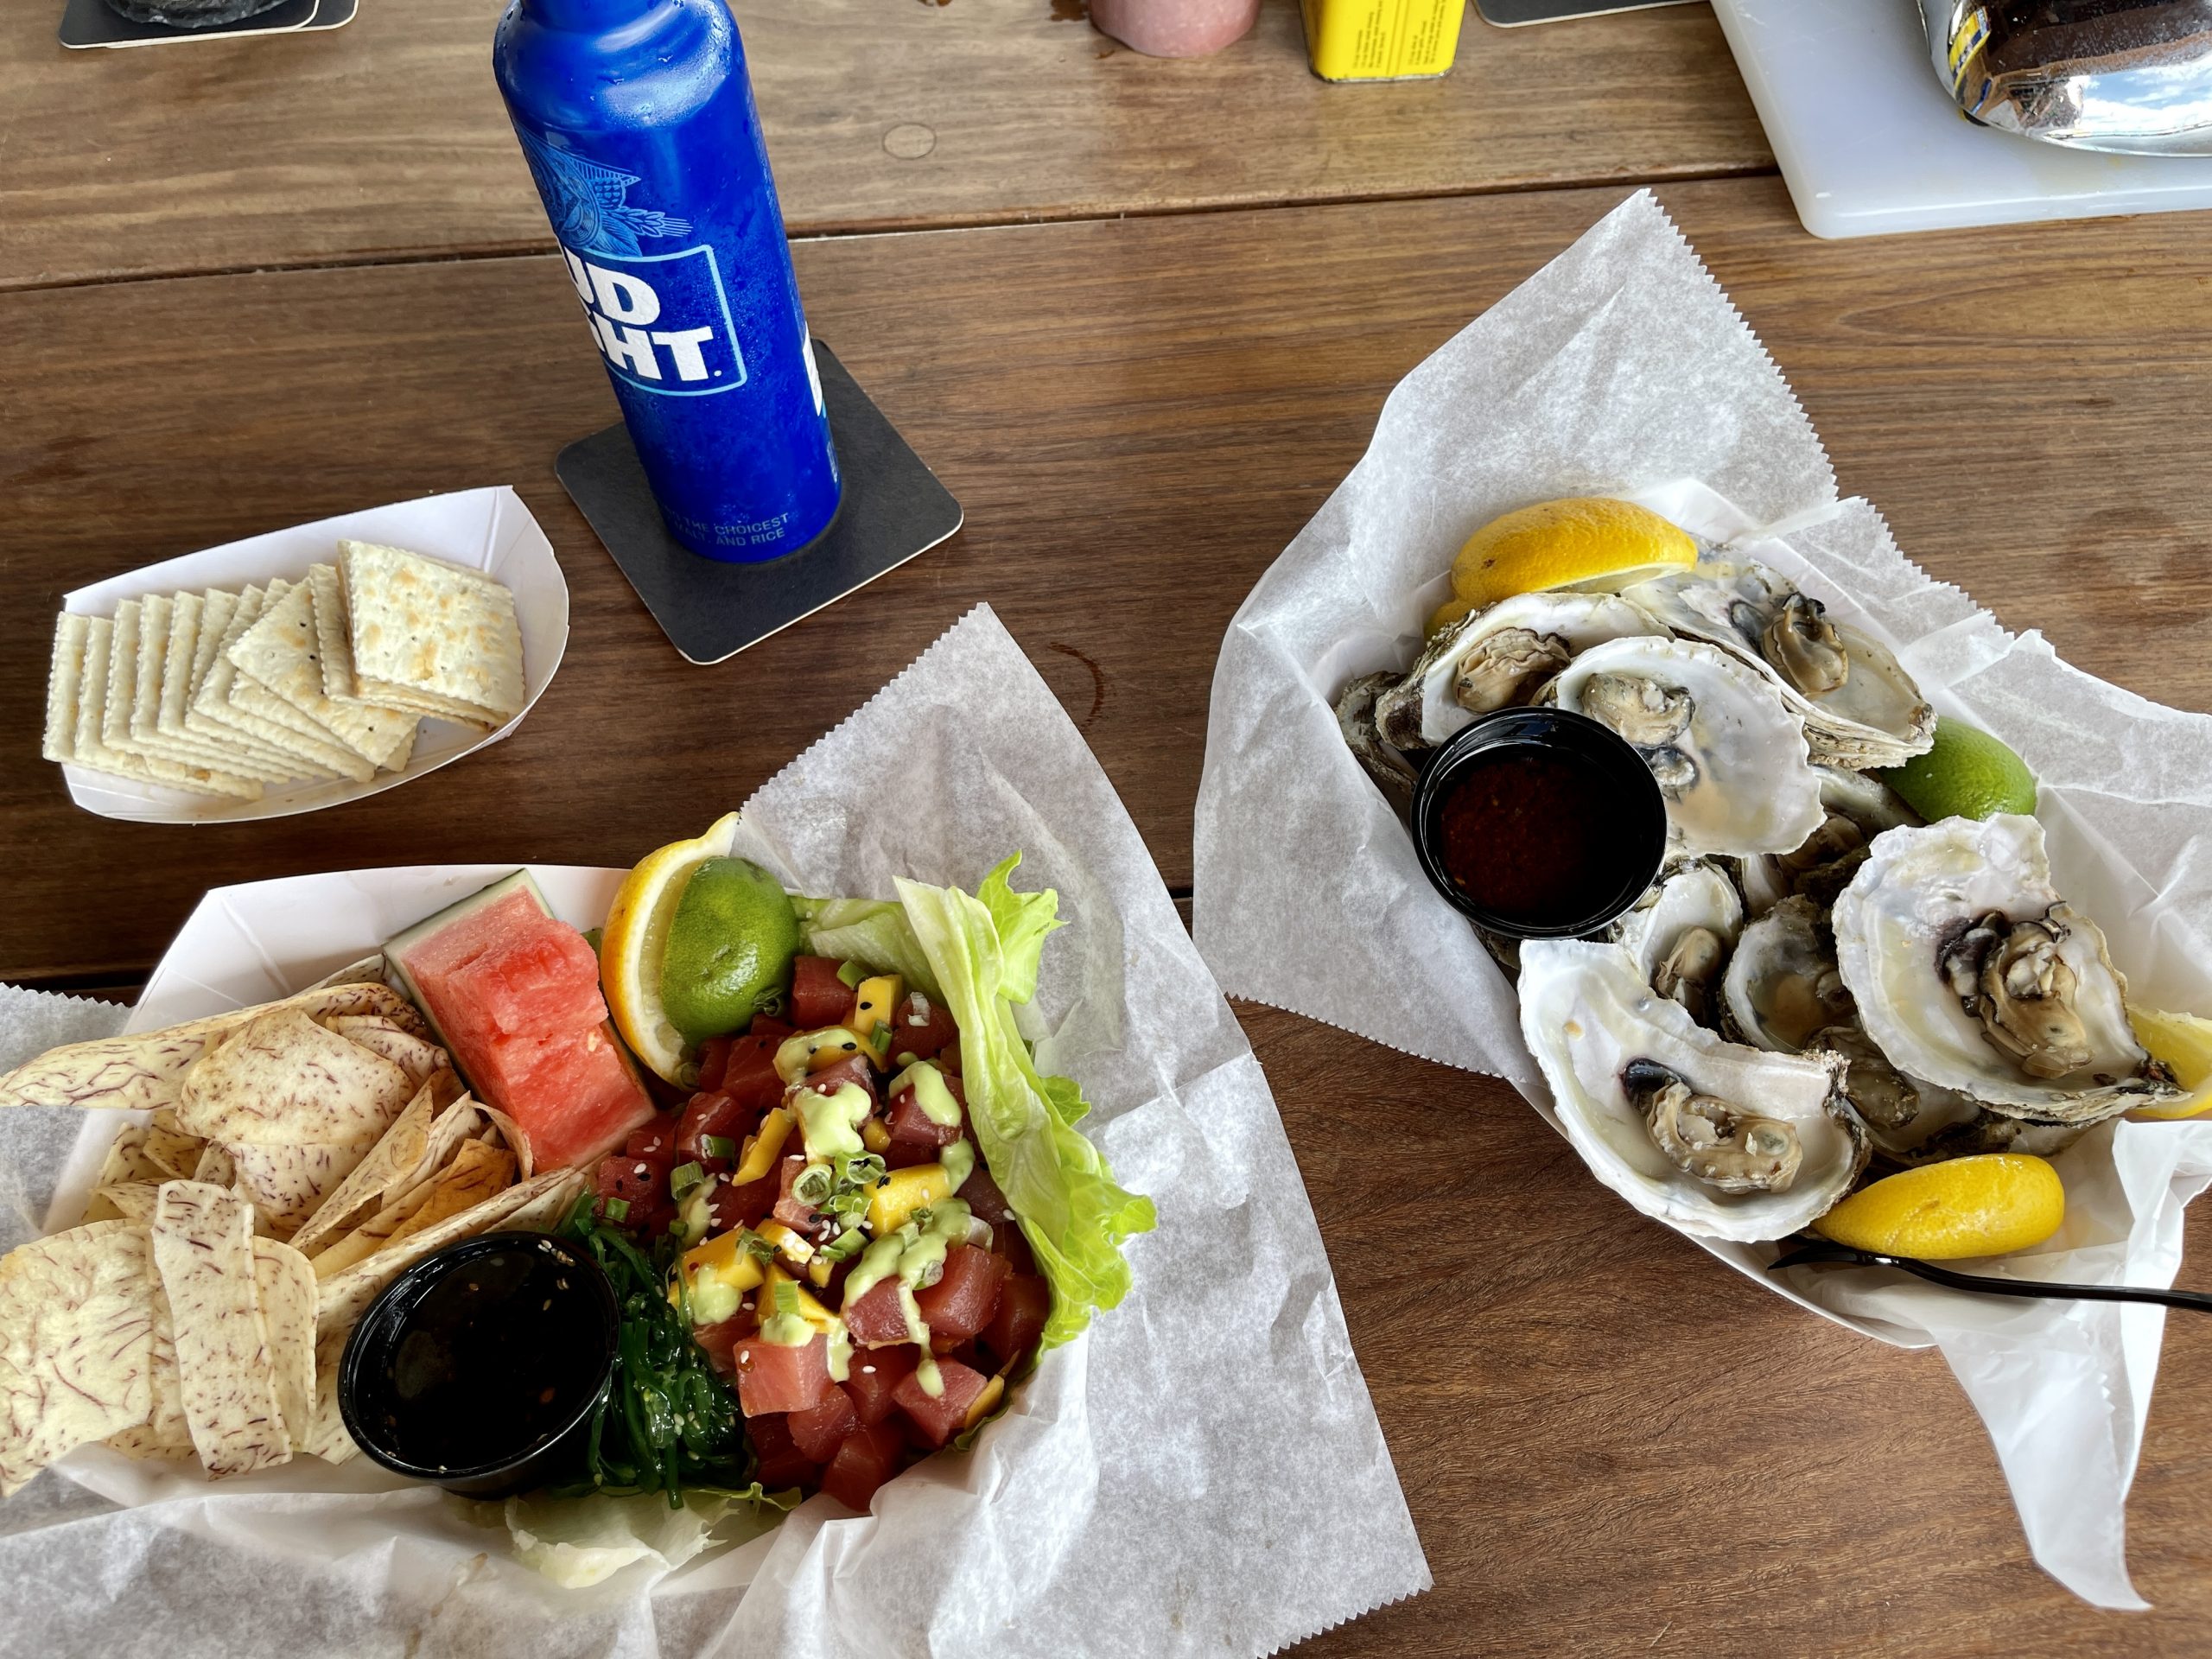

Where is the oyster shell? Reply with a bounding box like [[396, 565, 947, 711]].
[[1546, 638, 1827, 858], [1739, 767, 1922, 918], [1374, 591, 1660, 752], [1518, 940, 1867, 1242], [1831, 815, 2177, 1120], [1721, 896, 1854, 1054], [1335, 671, 1417, 809], [1624, 560, 1935, 769], [1609, 860, 1744, 1028]]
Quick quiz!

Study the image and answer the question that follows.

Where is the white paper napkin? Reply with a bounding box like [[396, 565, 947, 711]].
[[1192, 190, 2212, 1609], [0, 606, 1428, 1656]]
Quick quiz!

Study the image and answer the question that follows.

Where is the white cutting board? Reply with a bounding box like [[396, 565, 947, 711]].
[[1710, 0, 2212, 238]]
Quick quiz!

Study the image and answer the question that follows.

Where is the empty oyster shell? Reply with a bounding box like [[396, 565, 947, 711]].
[[1624, 560, 1935, 770], [1609, 860, 1744, 1029], [1831, 815, 2178, 1120], [1546, 638, 1827, 858], [1518, 940, 1867, 1242], [1335, 670, 1418, 810]]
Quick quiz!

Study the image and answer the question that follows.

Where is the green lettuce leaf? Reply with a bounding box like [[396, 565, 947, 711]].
[[791, 895, 944, 1001], [893, 858, 1156, 1346]]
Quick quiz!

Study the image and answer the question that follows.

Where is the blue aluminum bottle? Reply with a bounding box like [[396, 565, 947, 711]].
[[493, 0, 841, 562]]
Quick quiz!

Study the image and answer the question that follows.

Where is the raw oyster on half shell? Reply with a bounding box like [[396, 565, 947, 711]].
[[1518, 940, 1867, 1242], [1608, 860, 1744, 1029], [1546, 637, 1827, 858], [1624, 560, 1935, 770], [1373, 590, 1660, 752], [1831, 814, 2177, 1120]]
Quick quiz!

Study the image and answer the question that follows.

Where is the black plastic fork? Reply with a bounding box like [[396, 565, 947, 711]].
[[1768, 1236, 2212, 1315]]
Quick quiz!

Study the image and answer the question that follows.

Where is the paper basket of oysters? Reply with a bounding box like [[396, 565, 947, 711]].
[[1338, 493, 2203, 1251]]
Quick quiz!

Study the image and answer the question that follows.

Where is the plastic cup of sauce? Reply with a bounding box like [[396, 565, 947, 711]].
[[340, 1230, 620, 1499], [1409, 707, 1668, 939]]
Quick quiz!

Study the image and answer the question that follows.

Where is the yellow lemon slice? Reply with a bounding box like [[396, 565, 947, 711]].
[[2126, 1006, 2212, 1121], [1425, 594, 1477, 639], [1449, 497, 1697, 610], [601, 810, 741, 1085], [1814, 1154, 2064, 1260]]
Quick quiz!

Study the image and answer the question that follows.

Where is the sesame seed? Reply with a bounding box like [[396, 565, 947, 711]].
[[861, 1364, 876, 1375]]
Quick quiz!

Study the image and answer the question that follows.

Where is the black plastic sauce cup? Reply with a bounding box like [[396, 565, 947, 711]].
[[1409, 706, 1669, 940], [340, 1230, 620, 1499]]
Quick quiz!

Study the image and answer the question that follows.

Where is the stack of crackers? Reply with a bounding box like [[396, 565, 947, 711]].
[[0, 972, 583, 1491], [41, 540, 528, 804]]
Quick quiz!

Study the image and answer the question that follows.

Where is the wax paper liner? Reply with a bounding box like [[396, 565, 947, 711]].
[[1191, 189, 2212, 1609], [0, 606, 1428, 1656]]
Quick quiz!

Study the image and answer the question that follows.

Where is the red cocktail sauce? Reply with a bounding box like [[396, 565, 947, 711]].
[[1433, 745, 1638, 929]]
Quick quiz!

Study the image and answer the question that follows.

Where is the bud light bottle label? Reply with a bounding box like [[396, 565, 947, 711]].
[[494, 0, 841, 562]]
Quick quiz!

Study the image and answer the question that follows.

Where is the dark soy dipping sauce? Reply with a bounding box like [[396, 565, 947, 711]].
[[359, 1244, 603, 1473], [1435, 746, 1640, 928]]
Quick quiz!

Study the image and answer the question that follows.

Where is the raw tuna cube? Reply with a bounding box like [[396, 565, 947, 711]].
[[983, 1274, 1050, 1368], [887, 994, 957, 1063], [787, 1386, 860, 1463], [747, 1412, 816, 1490], [717, 1033, 786, 1116], [915, 1245, 1011, 1342], [887, 1074, 965, 1152], [844, 1278, 912, 1348], [893, 1358, 990, 1449], [820, 1421, 905, 1512], [790, 957, 853, 1028], [736, 1333, 835, 1419], [802, 1056, 876, 1103], [841, 1344, 918, 1427]]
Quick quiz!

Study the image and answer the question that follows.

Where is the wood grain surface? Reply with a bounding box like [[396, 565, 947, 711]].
[[3, 174, 2208, 985], [1245, 1001, 2212, 1656], [0, 0, 1769, 289]]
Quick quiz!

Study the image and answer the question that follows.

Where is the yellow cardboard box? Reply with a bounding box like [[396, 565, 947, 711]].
[[1300, 0, 1465, 80]]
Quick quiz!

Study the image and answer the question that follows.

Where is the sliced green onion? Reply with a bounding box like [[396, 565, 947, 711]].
[[868, 1024, 893, 1057], [772, 1278, 800, 1317], [793, 1163, 834, 1205], [669, 1161, 707, 1201], [740, 1230, 776, 1262], [820, 1227, 868, 1262], [702, 1135, 738, 1161], [601, 1197, 631, 1224], [836, 960, 868, 989]]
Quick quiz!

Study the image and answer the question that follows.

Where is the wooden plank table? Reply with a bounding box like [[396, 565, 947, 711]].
[[0, 0, 1767, 288], [4, 3, 2212, 1652]]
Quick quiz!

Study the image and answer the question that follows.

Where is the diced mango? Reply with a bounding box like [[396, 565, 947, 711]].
[[732, 1107, 793, 1184], [671, 1228, 764, 1317], [868, 1162, 952, 1236], [756, 1218, 815, 1268], [851, 975, 904, 1060], [861, 1118, 892, 1155], [964, 1373, 1007, 1429], [763, 1264, 841, 1333], [775, 1027, 867, 1084]]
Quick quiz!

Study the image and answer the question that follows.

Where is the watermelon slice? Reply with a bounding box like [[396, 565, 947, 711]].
[[387, 873, 654, 1171]]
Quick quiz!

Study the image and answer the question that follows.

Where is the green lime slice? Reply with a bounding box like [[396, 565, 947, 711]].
[[659, 856, 804, 1045], [1877, 717, 2038, 823]]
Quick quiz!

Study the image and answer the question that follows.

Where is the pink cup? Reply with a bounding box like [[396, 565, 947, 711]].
[[1089, 0, 1262, 58]]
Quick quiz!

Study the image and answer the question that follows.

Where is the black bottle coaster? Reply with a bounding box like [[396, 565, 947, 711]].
[[556, 341, 963, 666], [59, 0, 355, 48]]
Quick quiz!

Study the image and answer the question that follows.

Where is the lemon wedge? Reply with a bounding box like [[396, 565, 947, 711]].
[[2126, 1006, 2212, 1121], [1450, 497, 1697, 611], [1814, 1154, 2063, 1260], [601, 811, 741, 1085]]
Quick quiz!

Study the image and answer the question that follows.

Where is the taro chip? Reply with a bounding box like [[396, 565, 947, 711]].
[[302, 1326, 358, 1465], [287, 1080, 441, 1259], [476, 1101, 537, 1180], [142, 1122, 206, 1182], [321, 1019, 448, 1090], [92, 1183, 161, 1224], [177, 1006, 412, 1148], [107, 1281, 191, 1462], [192, 1141, 237, 1188], [384, 1140, 517, 1246], [81, 1125, 159, 1222], [152, 1182, 290, 1477], [227, 1140, 372, 1239], [252, 1239, 317, 1450], [0, 1221, 157, 1496], [0, 1009, 246, 1115]]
